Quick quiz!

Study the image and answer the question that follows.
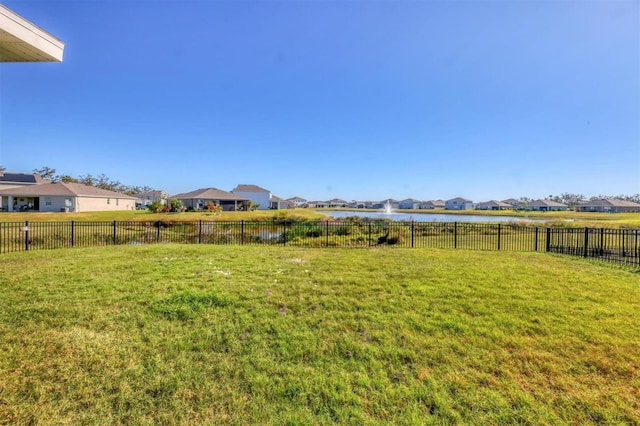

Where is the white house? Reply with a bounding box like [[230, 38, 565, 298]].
[[135, 190, 169, 206], [286, 196, 307, 208], [0, 182, 136, 212], [231, 184, 288, 210]]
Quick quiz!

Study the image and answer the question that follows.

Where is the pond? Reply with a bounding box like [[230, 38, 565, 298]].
[[323, 210, 544, 223]]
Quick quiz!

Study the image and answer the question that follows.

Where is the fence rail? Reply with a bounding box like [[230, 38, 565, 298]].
[[1, 220, 638, 268]]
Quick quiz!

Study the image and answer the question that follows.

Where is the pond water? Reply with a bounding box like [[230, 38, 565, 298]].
[[323, 210, 544, 223]]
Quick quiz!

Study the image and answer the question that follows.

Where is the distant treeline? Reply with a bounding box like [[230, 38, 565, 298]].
[[30, 166, 155, 196]]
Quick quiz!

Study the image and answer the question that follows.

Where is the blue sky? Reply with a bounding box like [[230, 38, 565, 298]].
[[1, 0, 638, 201]]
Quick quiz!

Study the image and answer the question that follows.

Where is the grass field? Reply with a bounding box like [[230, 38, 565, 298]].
[[1, 246, 638, 424]]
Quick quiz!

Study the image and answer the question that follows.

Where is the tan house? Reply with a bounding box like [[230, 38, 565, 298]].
[[0, 182, 136, 212]]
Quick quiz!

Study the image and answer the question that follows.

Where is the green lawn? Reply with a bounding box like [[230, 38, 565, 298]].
[[1, 246, 638, 424]]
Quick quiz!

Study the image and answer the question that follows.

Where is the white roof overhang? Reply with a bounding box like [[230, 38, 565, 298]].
[[0, 4, 64, 62]]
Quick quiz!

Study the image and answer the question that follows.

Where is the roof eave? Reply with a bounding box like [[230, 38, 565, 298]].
[[0, 5, 65, 62]]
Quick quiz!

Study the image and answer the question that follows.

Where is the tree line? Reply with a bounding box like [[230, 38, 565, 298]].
[[33, 166, 154, 195], [28, 166, 154, 196]]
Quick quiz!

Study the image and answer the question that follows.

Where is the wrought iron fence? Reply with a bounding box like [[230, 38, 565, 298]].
[[1, 220, 638, 268]]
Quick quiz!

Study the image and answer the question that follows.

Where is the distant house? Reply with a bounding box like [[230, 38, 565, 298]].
[[374, 199, 399, 209], [271, 195, 292, 209], [475, 200, 513, 211], [307, 201, 329, 208], [445, 197, 473, 210], [328, 199, 348, 208], [502, 198, 527, 210], [172, 188, 249, 211], [399, 198, 421, 209], [135, 190, 169, 206], [286, 196, 307, 208], [420, 200, 445, 209], [0, 182, 135, 212], [526, 199, 568, 212], [231, 184, 288, 210], [349, 200, 374, 209], [576, 198, 640, 213]]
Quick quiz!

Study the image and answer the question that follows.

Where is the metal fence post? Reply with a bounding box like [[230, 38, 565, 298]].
[[112, 220, 116, 245], [326, 221, 329, 248], [198, 220, 202, 244], [71, 221, 75, 247], [599, 228, 604, 256], [368, 222, 372, 247], [454, 222, 458, 249], [534, 227, 539, 252], [283, 221, 287, 246], [411, 221, 414, 248], [583, 227, 589, 258], [241, 220, 245, 245], [546, 228, 551, 252], [24, 221, 29, 251], [497, 224, 501, 251]]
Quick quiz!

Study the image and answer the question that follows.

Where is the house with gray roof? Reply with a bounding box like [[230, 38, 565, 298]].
[[172, 188, 249, 211], [445, 197, 473, 210], [576, 198, 640, 213], [475, 200, 513, 211], [0, 182, 136, 212], [420, 200, 445, 209], [399, 198, 422, 209]]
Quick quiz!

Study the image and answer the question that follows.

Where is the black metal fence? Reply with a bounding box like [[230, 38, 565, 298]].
[[1, 220, 638, 268]]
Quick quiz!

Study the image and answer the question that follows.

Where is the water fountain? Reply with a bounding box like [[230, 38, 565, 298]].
[[383, 201, 393, 215]]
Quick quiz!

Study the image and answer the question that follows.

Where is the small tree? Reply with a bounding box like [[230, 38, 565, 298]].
[[147, 200, 164, 213], [169, 198, 185, 213], [205, 202, 222, 215]]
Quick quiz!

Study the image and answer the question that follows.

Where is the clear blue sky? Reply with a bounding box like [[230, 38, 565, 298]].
[[1, 0, 638, 201]]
